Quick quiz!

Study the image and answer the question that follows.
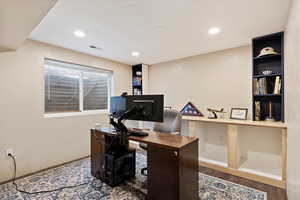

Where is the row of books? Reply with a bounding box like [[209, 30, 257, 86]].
[[253, 77, 267, 95], [253, 76, 282, 95], [133, 77, 142, 86]]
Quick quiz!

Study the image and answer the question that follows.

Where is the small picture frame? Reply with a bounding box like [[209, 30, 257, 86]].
[[230, 108, 248, 120]]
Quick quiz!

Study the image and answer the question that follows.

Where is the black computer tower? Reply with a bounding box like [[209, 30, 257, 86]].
[[104, 148, 136, 187]]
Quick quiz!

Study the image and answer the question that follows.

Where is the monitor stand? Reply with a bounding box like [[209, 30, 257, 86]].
[[110, 106, 149, 137]]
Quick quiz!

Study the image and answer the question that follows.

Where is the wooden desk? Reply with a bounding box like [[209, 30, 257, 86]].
[[91, 127, 199, 200]]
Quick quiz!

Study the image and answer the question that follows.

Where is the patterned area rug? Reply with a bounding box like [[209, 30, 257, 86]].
[[0, 153, 266, 200]]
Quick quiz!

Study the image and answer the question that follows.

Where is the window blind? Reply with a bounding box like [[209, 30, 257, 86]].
[[83, 71, 108, 110], [44, 59, 112, 113]]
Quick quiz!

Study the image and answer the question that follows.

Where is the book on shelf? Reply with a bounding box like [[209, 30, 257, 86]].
[[273, 76, 282, 94], [253, 77, 267, 95], [253, 78, 258, 95], [132, 77, 142, 86]]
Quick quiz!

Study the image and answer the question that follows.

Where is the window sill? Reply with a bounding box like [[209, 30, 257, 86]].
[[44, 110, 109, 118]]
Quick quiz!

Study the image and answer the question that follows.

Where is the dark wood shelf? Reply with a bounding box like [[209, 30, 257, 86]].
[[253, 54, 282, 61], [253, 94, 282, 97], [253, 73, 283, 78]]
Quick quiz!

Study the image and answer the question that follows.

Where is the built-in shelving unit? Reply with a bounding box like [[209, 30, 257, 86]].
[[132, 64, 149, 95], [252, 32, 284, 122], [132, 64, 143, 95], [182, 116, 287, 189]]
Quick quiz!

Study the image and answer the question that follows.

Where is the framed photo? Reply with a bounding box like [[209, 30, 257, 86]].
[[230, 108, 248, 120]]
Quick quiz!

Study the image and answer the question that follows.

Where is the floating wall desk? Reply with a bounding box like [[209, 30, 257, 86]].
[[182, 116, 287, 189]]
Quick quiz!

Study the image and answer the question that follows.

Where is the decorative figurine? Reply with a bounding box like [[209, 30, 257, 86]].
[[207, 108, 226, 119], [265, 101, 275, 122]]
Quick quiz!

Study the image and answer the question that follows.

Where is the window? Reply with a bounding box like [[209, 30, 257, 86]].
[[44, 59, 112, 116]]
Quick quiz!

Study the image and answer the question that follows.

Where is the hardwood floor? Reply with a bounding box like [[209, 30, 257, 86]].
[[199, 166, 287, 200]]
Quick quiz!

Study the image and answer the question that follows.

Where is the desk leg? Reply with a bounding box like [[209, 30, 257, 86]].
[[147, 140, 199, 200], [227, 125, 239, 169]]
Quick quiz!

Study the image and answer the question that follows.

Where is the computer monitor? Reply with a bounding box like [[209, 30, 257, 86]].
[[110, 96, 127, 117], [110, 95, 164, 122]]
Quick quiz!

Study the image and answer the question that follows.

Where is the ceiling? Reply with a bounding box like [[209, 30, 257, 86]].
[[30, 0, 291, 65], [0, 0, 57, 52]]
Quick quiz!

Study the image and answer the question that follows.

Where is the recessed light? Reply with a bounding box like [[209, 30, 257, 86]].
[[74, 30, 86, 38], [131, 51, 140, 57], [208, 27, 221, 35]]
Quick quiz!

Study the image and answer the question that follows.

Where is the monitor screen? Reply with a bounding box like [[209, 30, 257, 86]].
[[110, 96, 126, 117], [110, 95, 164, 122]]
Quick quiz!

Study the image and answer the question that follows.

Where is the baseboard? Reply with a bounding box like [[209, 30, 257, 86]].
[[0, 155, 90, 185], [1, 142, 142, 186]]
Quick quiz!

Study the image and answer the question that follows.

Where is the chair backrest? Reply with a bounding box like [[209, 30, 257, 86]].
[[153, 109, 182, 134]]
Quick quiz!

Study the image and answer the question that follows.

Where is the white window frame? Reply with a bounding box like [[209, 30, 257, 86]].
[[43, 58, 113, 118]]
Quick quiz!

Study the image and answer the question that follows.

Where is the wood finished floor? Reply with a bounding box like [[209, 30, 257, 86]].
[[199, 166, 287, 200]]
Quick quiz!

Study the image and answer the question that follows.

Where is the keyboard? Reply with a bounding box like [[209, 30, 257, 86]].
[[128, 129, 149, 137]]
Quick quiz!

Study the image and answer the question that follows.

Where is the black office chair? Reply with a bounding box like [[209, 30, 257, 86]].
[[139, 109, 182, 175]]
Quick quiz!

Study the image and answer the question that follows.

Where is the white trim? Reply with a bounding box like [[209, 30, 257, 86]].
[[44, 110, 109, 118], [238, 167, 282, 180], [200, 157, 228, 167], [79, 72, 84, 111]]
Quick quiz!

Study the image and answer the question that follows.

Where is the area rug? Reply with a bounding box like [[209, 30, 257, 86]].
[[0, 153, 267, 200]]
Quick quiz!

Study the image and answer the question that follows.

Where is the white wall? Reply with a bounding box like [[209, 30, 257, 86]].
[[285, 0, 300, 199], [0, 40, 131, 183], [149, 45, 252, 116], [149, 45, 283, 178]]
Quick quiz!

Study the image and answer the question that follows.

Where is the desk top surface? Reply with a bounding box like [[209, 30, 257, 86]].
[[182, 116, 287, 129], [93, 127, 198, 149]]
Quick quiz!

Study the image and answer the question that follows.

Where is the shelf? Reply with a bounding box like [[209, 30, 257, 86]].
[[182, 116, 287, 129], [238, 155, 282, 180], [253, 73, 283, 78], [253, 54, 282, 61], [253, 94, 282, 97]]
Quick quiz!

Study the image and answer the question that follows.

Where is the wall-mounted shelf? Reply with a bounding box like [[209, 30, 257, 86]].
[[252, 32, 285, 122]]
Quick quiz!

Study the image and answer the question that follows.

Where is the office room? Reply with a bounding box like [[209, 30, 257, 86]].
[[0, 0, 299, 199]]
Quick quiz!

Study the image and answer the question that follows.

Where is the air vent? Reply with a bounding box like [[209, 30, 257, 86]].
[[89, 45, 102, 50]]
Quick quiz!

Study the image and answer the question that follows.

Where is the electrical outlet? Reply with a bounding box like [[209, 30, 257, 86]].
[[5, 149, 14, 157]]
